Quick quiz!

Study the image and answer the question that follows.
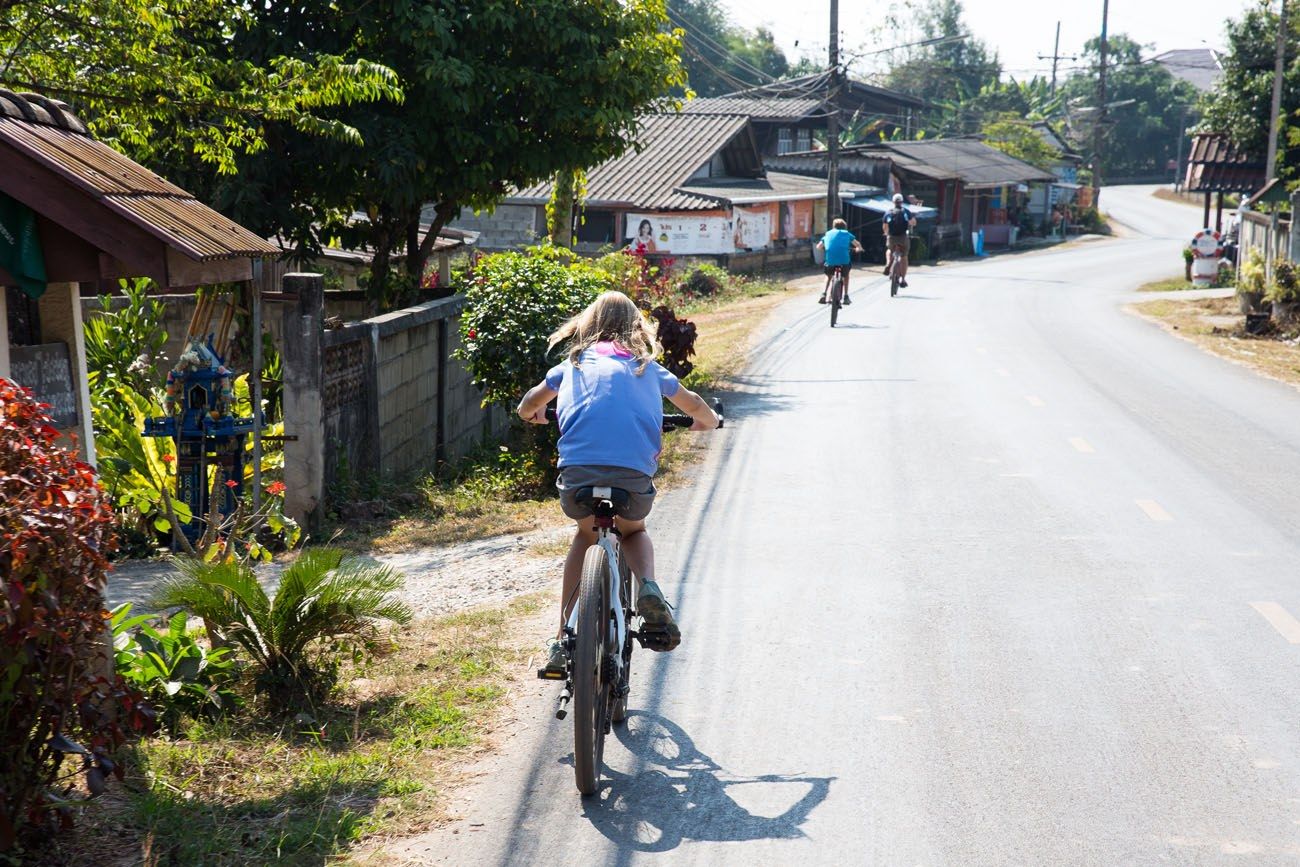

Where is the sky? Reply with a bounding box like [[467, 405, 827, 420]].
[[715, 0, 1240, 83]]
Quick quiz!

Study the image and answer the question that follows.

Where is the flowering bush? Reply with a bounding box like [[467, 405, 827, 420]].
[[1, 380, 150, 852]]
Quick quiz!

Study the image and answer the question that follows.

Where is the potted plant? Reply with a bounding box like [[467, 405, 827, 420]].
[[1238, 249, 1268, 314], [1267, 258, 1300, 325], [1183, 245, 1194, 282]]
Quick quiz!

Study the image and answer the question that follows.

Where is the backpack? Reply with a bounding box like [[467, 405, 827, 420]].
[[886, 208, 911, 236]]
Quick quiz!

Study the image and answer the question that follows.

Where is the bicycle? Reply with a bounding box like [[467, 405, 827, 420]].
[[539, 403, 723, 796], [827, 265, 846, 327], [887, 234, 910, 297]]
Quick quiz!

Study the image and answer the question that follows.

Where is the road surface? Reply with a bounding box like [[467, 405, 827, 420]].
[[385, 186, 1300, 865]]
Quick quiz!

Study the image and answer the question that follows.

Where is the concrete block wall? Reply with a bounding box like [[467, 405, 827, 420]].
[[451, 205, 543, 251], [375, 312, 440, 478]]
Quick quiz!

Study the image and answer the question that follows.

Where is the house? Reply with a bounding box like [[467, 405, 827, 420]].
[[500, 112, 877, 268], [0, 89, 278, 464], [1029, 122, 1085, 231], [681, 73, 927, 157], [1152, 48, 1223, 94]]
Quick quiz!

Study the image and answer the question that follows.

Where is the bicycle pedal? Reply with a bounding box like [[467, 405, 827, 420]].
[[537, 668, 565, 680]]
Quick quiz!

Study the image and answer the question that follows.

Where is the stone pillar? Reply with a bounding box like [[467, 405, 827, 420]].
[[280, 273, 325, 534], [37, 282, 96, 466]]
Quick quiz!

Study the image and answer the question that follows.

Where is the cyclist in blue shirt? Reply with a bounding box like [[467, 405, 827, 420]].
[[816, 218, 863, 304], [517, 291, 719, 675]]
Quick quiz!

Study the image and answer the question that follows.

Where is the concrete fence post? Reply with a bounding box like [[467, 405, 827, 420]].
[[281, 273, 325, 535]]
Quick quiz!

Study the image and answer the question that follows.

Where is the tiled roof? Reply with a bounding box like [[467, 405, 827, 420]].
[[1184, 133, 1266, 193], [513, 114, 757, 210], [682, 96, 825, 121], [854, 139, 1056, 187], [0, 89, 278, 261], [677, 171, 875, 204]]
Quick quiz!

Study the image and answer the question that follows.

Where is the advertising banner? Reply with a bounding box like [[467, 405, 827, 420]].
[[731, 206, 772, 250], [625, 214, 731, 255]]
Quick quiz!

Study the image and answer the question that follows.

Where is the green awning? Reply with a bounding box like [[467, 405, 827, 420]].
[[0, 191, 47, 298]]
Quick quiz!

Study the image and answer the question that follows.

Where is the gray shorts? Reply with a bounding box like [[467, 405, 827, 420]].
[[556, 465, 656, 521]]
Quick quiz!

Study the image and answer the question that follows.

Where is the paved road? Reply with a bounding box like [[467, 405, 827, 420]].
[[385, 186, 1300, 865]]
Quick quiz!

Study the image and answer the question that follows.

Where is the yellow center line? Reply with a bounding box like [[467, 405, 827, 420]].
[[1025, 395, 1045, 407], [1135, 499, 1173, 521], [1251, 602, 1300, 644], [1069, 437, 1095, 453]]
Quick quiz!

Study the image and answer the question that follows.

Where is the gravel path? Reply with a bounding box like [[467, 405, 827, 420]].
[[106, 524, 572, 619]]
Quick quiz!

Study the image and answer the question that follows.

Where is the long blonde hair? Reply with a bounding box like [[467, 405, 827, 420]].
[[548, 291, 661, 374]]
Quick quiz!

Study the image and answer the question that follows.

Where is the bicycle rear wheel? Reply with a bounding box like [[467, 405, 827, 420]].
[[572, 545, 612, 796], [890, 271, 899, 296], [830, 272, 842, 327], [611, 549, 633, 725]]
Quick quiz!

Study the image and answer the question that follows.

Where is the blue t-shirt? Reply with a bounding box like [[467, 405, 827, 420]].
[[822, 228, 856, 266], [545, 342, 681, 477]]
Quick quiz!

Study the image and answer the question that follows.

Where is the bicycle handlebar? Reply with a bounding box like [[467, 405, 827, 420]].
[[544, 400, 724, 431]]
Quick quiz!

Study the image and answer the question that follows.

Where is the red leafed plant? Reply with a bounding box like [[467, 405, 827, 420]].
[[0, 378, 149, 853], [650, 306, 696, 379]]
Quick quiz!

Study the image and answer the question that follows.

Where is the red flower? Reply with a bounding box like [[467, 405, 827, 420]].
[[265, 481, 286, 496], [224, 480, 238, 489], [161, 454, 174, 463], [467, 329, 477, 339]]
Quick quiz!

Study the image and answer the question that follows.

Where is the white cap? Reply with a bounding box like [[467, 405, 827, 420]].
[[892, 193, 904, 203]]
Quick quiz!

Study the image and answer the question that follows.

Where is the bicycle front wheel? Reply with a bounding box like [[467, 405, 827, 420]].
[[830, 273, 842, 327], [572, 545, 612, 796]]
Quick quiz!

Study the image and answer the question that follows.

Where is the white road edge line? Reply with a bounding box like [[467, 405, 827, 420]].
[[1251, 602, 1300, 644], [1135, 499, 1173, 521]]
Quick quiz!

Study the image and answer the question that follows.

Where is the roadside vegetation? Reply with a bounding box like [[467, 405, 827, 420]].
[[331, 247, 795, 553]]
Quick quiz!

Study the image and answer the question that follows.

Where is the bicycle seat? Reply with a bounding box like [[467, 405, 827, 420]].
[[572, 486, 631, 519]]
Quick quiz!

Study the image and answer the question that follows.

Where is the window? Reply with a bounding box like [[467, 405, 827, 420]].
[[777, 127, 793, 155], [576, 210, 615, 244], [796, 129, 811, 153]]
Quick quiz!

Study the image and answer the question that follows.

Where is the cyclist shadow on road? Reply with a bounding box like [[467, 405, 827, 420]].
[[574, 711, 834, 853]]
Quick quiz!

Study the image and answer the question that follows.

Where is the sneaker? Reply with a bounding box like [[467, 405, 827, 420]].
[[538, 638, 567, 679], [842, 295, 852, 305], [637, 580, 681, 651], [883, 264, 892, 276], [900, 279, 909, 288]]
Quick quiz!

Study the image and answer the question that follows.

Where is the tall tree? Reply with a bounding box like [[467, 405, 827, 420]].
[[0, 0, 400, 175], [1199, 1, 1300, 183], [1061, 35, 1200, 179], [668, 0, 789, 96], [884, 0, 1002, 114]]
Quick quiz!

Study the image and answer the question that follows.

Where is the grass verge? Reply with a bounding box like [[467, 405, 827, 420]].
[[1138, 275, 1195, 292], [1131, 295, 1300, 389], [65, 593, 550, 866]]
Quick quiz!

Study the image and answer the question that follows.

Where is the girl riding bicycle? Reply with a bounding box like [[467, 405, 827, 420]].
[[517, 291, 719, 674]]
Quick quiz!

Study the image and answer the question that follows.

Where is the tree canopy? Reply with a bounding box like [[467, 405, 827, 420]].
[[667, 0, 790, 96], [1198, 1, 1300, 182], [883, 0, 1002, 114], [0, 0, 400, 175]]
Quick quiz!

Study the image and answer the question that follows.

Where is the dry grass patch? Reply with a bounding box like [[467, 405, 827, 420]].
[[1138, 275, 1196, 292], [1131, 295, 1300, 389], [62, 594, 550, 866]]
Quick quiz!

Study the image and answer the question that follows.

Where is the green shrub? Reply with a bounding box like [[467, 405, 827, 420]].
[[83, 277, 168, 398], [1267, 259, 1300, 302], [111, 604, 238, 735], [677, 264, 726, 297], [1, 379, 149, 852], [150, 549, 412, 711], [1240, 249, 1267, 295], [456, 251, 612, 408]]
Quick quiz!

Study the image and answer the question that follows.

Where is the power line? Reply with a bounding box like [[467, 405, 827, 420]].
[[665, 9, 779, 86]]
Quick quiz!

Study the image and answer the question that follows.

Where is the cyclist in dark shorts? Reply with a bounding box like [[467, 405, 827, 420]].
[[882, 193, 917, 288], [816, 218, 863, 304]]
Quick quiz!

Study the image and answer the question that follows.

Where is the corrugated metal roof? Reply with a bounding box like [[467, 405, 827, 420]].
[[676, 171, 875, 204], [514, 114, 755, 211], [855, 139, 1056, 187], [682, 96, 825, 120], [0, 89, 278, 260], [1152, 48, 1222, 93], [1184, 132, 1265, 193]]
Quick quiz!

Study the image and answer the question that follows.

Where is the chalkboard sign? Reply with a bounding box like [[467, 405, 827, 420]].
[[9, 342, 79, 427]]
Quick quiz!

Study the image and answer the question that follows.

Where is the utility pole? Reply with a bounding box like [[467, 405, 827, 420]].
[[1093, 0, 1109, 208], [1267, 0, 1288, 180], [826, 0, 840, 228], [1037, 21, 1078, 96]]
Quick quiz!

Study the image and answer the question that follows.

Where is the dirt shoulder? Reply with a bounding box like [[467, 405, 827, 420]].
[[1128, 294, 1300, 391]]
